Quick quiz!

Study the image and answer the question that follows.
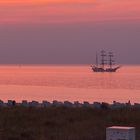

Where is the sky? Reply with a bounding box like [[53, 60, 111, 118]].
[[0, 0, 140, 64]]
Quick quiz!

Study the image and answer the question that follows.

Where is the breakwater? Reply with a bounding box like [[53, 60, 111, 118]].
[[1, 100, 140, 109]]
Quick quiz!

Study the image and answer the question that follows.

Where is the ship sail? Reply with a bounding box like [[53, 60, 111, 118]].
[[108, 52, 114, 69], [101, 50, 107, 69]]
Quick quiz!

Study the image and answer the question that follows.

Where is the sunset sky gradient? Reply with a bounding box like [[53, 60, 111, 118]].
[[0, 0, 140, 24], [0, 0, 140, 64]]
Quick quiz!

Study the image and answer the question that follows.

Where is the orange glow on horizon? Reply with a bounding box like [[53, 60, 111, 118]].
[[0, 0, 95, 4], [0, 0, 140, 25]]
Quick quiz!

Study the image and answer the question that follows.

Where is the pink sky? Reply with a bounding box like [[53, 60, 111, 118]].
[[0, 0, 140, 24], [0, 0, 140, 64]]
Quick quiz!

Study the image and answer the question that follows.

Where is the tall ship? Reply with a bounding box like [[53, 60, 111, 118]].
[[91, 50, 121, 72]]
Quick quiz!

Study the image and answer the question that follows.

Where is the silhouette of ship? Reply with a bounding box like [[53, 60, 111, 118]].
[[91, 50, 121, 72]]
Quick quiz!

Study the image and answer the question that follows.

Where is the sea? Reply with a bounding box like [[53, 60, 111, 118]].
[[0, 65, 139, 103]]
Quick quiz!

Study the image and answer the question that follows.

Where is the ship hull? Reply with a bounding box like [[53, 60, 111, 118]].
[[91, 66, 120, 72]]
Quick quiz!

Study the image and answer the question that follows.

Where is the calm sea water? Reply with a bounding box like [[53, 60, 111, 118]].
[[0, 65, 139, 103]]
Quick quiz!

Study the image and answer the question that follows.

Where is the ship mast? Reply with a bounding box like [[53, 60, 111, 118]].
[[96, 52, 98, 67], [108, 52, 114, 69], [101, 50, 106, 69]]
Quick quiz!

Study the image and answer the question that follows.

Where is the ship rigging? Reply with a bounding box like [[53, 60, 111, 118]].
[[91, 50, 121, 72]]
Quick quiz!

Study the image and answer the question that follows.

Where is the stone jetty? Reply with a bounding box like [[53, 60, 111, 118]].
[[0, 100, 140, 109]]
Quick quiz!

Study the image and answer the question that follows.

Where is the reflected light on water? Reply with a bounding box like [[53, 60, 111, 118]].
[[0, 65, 139, 103]]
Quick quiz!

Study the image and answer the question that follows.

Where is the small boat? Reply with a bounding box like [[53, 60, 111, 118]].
[[91, 50, 121, 72]]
